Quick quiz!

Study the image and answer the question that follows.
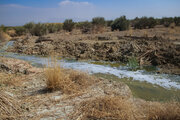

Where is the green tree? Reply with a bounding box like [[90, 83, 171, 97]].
[[63, 19, 75, 32], [174, 17, 180, 26], [111, 16, 129, 31], [160, 17, 174, 27]]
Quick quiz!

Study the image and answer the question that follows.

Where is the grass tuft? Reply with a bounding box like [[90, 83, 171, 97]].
[[72, 96, 138, 120], [147, 102, 180, 120], [45, 60, 95, 94]]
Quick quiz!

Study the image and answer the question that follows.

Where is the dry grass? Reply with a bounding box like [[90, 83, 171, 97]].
[[0, 31, 11, 42], [6, 29, 16, 37], [146, 102, 180, 120], [45, 63, 95, 94], [45, 66, 77, 94], [0, 72, 20, 87], [71, 96, 139, 120], [0, 91, 22, 119]]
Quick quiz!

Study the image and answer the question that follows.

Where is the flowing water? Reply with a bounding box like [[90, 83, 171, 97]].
[[1, 41, 180, 101]]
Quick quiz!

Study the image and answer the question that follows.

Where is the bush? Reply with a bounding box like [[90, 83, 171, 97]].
[[160, 17, 174, 27], [63, 19, 75, 32], [24, 22, 62, 35], [111, 16, 129, 31], [106, 20, 113, 27], [92, 17, 106, 32], [92, 17, 106, 27], [128, 56, 139, 70], [30, 23, 48, 36], [148, 17, 157, 28], [76, 21, 92, 33], [46, 23, 63, 33], [14, 26, 26, 36], [134, 17, 157, 29], [174, 17, 180, 26], [0, 25, 7, 32], [24, 22, 35, 31]]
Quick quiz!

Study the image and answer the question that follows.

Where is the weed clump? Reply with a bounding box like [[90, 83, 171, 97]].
[[128, 57, 139, 70]]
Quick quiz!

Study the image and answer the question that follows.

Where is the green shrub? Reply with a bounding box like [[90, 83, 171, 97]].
[[111, 16, 129, 31], [76, 21, 92, 33], [92, 17, 106, 33], [30, 23, 48, 36], [92, 17, 106, 27], [127, 57, 139, 70], [0, 25, 7, 32], [147, 17, 157, 28], [24, 22, 62, 35], [134, 17, 157, 29], [106, 20, 113, 27], [63, 19, 75, 32], [46, 23, 63, 33], [174, 17, 180, 26], [14, 26, 26, 36], [160, 17, 174, 27], [24, 22, 35, 30]]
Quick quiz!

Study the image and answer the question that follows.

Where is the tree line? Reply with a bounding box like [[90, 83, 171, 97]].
[[0, 16, 180, 36]]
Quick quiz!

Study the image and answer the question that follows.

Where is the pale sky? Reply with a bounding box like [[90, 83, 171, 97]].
[[0, 0, 180, 26]]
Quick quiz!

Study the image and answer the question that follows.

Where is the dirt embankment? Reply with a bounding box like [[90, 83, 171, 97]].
[[8, 30, 180, 75]]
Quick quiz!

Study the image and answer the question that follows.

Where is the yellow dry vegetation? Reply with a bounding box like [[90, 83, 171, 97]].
[[45, 58, 96, 94], [0, 31, 11, 42], [146, 101, 180, 120], [0, 91, 22, 119]]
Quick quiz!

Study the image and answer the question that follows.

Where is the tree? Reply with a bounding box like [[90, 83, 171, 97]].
[[160, 17, 174, 27], [63, 19, 75, 32], [134, 17, 157, 29], [174, 17, 180, 26], [111, 16, 129, 31]]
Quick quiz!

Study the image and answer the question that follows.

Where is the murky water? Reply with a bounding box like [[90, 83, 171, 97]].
[[1, 41, 180, 101]]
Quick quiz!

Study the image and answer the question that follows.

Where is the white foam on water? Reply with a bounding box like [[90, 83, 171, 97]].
[[61, 61, 180, 89]]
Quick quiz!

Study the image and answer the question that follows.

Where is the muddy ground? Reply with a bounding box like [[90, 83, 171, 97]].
[[8, 27, 180, 75]]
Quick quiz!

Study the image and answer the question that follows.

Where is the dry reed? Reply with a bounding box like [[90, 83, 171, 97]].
[[147, 102, 180, 120], [45, 57, 95, 94], [71, 96, 138, 120], [0, 91, 22, 119]]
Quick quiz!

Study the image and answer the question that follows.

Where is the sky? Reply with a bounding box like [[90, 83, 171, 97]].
[[0, 0, 180, 26]]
